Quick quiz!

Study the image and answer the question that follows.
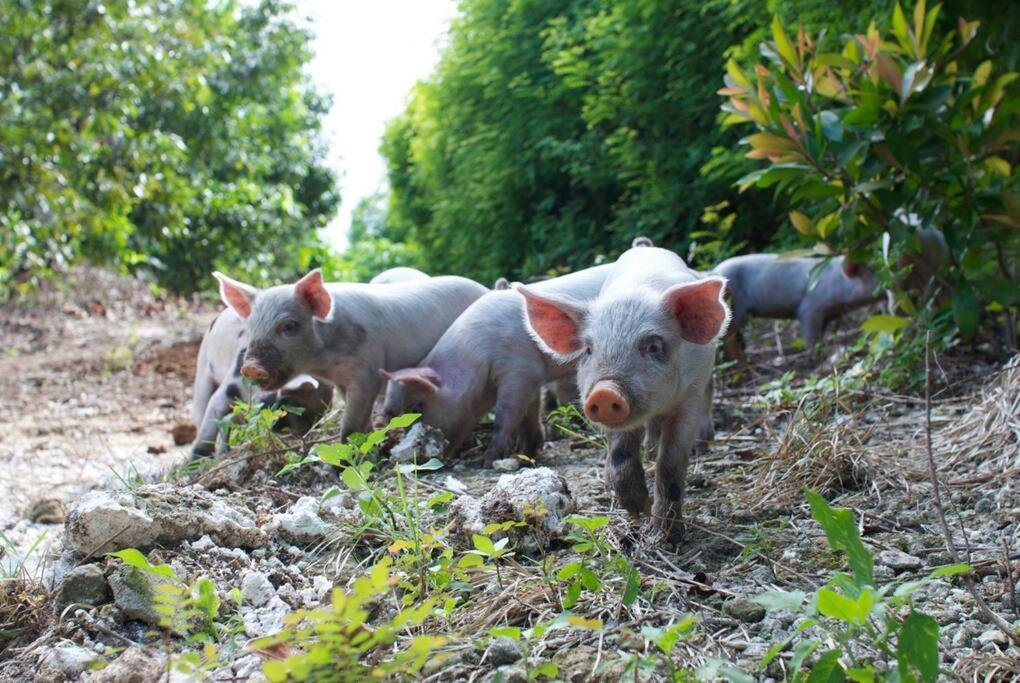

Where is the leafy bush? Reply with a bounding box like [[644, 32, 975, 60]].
[[721, 2, 1020, 341], [750, 490, 970, 681], [0, 0, 339, 297]]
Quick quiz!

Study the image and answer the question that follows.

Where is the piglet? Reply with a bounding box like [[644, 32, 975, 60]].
[[713, 254, 880, 355], [379, 264, 616, 465], [192, 310, 332, 457], [369, 267, 430, 284], [213, 270, 488, 440], [517, 246, 730, 541]]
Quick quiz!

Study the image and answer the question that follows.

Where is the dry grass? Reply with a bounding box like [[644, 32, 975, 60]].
[[0, 579, 49, 655], [935, 354, 1020, 481], [748, 394, 876, 509]]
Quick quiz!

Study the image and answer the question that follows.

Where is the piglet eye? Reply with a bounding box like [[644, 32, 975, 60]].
[[277, 320, 300, 335], [584, 345, 593, 356], [643, 335, 665, 356]]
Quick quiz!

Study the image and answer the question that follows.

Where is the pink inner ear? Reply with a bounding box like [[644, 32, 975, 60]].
[[523, 295, 581, 356], [390, 367, 441, 394], [215, 274, 254, 319], [295, 270, 332, 319], [666, 278, 730, 345]]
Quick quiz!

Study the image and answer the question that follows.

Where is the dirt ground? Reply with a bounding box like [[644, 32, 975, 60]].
[[0, 268, 1016, 681], [0, 268, 214, 565]]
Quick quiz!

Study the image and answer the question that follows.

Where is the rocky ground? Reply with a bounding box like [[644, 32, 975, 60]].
[[0, 268, 1017, 682]]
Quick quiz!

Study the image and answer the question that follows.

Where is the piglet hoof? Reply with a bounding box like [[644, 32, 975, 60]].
[[651, 502, 685, 546], [190, 444, 214, 461]]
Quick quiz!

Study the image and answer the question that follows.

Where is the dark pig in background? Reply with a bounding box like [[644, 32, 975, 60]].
[[713, 254, 880, 358]]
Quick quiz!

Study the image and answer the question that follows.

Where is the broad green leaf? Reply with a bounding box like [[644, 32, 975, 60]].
[[726, 59, 751, 89], [753, 589, 807, 612], [565, 515, 609, 531], [891, 4, 912, 53], [489, 626, 521, 640], [984, 156, 1011, 177], [929, 563, 971, 578], [107, 548, 176, 579], [472, 534, 495, 555], [897, 611, 939, 683], [805, 489, 875, 586], [817, 588, 862, 624], [556, 562, 581, 581], [387, 413, 421, 429], [567, 616, 603, 630], [861, 315, 909, 335], [808, 650, 847, 683], [531, 661, 558, 679]]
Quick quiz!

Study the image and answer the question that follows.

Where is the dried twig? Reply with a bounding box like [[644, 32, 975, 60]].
[[923, 332, 1019, 644]]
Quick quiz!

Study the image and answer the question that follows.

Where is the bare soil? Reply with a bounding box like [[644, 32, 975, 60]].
[[0, 268, 213, 562]]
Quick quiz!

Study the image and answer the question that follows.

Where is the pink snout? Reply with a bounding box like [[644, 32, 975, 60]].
[[584, 382, 630, 425], [240, 360, 269, 382]]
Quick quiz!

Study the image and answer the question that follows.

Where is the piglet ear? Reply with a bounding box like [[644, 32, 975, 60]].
[[515, 285, 586, 359], [280, 374, 320, 396], [295, 269, 333, 320], [213, 272, 258, 319], [842, 258, 863, 278], [662, 276, 731, 345], [387, 367, 442, 394]]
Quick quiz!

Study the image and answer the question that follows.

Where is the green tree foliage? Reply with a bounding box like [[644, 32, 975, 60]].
[[375, 0, 992, 284], [0, 0, 339, 295], [724, 2, 1019, 340]]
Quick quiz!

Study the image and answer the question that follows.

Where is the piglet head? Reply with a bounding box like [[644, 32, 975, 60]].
[[213, 269, 333, 391], [379, 366, 464, 440], [518, 277, 729, 431], [840, 257, 881, 306]]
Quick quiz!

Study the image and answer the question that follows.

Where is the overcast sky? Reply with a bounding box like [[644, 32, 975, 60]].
[[297, 0, 458, 248]]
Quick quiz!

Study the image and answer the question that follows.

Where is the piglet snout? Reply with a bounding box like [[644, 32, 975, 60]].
[[584, 381, 630, 425], [240, 360, 269, 382]]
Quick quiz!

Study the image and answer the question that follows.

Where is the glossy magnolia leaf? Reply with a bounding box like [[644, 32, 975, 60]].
[[984, 156, 1012, 177], [790, 210, 816, 235], [897, 611, 940, 683], [1002, 190, 1020, 226], [772, 16, 799, 67], [726, 59, 752, 89], [747, 133, 798, 152], [818, 111, 844, 141]]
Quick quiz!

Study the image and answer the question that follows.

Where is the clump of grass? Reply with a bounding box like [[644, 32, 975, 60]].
[[755, 391, 875, 507], [0, 578, 49, 654]]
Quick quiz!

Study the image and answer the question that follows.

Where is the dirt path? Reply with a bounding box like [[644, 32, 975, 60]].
[[0, 268, 214, 563]]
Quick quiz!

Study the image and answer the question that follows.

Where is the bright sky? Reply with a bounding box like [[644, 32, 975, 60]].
[[297, 0, 458, 249]]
